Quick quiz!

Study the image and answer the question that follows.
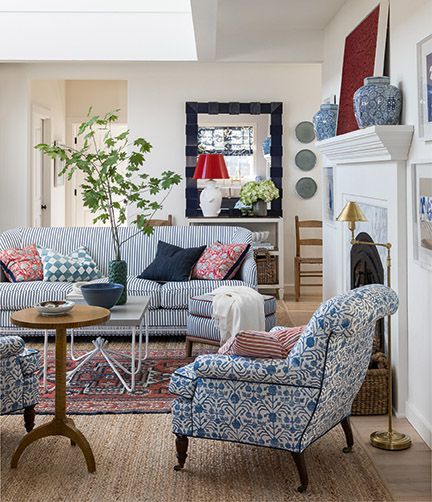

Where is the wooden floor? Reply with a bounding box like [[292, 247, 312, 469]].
[[284, 293, 432, 502]]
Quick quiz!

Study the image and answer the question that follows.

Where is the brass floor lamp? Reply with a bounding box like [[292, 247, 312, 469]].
[[337, 201, 411, 451]]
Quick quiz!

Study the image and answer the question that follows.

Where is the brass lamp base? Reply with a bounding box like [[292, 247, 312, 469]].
[[370, 431, 412, 450]]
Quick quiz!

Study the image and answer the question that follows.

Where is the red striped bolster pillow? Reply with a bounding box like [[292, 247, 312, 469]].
[[218, 326, 306, 359]]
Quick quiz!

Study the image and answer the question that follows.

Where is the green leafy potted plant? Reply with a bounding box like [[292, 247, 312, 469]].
[[239, 180, 280, 217], [36, 109, 181, 305]]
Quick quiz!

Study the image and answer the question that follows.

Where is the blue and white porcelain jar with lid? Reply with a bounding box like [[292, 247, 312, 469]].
[[353, 76, 401, 128], [313, 104, 338, 141]]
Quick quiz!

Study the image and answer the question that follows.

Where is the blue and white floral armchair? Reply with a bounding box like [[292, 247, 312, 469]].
[[0, 336, 40, 431], [169, 284, 398, 492]]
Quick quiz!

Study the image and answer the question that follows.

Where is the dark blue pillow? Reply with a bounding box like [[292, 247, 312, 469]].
[[138, 241, 206, 282]]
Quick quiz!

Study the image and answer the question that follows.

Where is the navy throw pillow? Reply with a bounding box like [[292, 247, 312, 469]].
[[138, 241, 206, 282]]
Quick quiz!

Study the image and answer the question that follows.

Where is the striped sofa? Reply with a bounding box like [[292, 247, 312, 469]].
[[0, 226, 257, 337]]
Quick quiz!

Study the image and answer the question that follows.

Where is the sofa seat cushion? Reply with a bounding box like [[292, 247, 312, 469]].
[[160, 280, 246, 309], [0, 281, 73, 310], [124, 277, 161, 309], [0, 276, 162, 310]]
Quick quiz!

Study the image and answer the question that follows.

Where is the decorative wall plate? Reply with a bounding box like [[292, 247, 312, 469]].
[[295, 121, 315, 143], [295, 149, 317, 171], [296, 177, 317, 199]]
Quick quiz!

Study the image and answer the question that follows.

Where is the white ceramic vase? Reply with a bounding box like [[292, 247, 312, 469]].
[[200, 180, 222, 217]]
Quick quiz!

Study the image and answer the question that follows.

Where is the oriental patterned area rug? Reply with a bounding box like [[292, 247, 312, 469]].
[[37, 348, 207, 415]]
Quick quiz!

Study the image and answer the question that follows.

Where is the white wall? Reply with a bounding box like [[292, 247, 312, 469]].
[[0, 66, 29, 230], [0, 62, 322, 292], [65, 80, 128, 226], [31, 80, 66, 226], [321, 0, 432, 446]]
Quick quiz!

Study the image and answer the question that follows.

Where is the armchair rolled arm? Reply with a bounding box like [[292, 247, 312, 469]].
[[193, 354, 293, 385], [0, 336, 25, 358]]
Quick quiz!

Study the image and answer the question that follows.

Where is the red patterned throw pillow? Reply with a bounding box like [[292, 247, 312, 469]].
[[218, 326, 305, 358], [192, 242, 250, 280], [0, 243, 43, 282]]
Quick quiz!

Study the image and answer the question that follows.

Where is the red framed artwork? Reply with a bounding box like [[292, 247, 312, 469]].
[[337, 0, 389, 135]]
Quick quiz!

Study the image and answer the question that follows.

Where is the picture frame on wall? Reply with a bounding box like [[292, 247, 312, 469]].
[[412, 162, 432, 271], [323, 166, 335, 225], [417, 34, 432, 142], [53, 140, 65, 187], [336, 0, 389, 135]]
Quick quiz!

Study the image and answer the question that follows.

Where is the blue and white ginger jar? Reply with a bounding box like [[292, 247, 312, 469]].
[[313, 104, 338, 140], [353, 76, 401, 128]]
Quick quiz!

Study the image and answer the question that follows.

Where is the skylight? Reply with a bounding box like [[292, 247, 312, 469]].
[[0, 0, 197, 61]]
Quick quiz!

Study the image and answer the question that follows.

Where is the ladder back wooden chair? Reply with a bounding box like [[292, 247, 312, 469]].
[[294, 216, 323, 301], [147, 215, 173, 227]]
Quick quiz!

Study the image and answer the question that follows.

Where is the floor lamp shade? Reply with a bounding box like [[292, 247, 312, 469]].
[[193, 154, 229, 217]]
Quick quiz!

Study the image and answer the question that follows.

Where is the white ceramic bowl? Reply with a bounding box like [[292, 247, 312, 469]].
[[34, 300, 75, 316]]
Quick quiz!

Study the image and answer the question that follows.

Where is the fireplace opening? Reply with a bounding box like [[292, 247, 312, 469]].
[[351, 232, 384, 352]]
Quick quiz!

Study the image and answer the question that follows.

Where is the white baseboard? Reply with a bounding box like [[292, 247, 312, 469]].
[[405, 400, 432, 448]]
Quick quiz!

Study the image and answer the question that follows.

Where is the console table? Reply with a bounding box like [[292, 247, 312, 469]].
[[187, 217, 284, 299]]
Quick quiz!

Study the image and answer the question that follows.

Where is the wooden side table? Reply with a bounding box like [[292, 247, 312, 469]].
[[10, 305, 110, 473]]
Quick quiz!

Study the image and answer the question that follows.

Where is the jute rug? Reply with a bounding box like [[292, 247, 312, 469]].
[[1, 414, 392, 502]]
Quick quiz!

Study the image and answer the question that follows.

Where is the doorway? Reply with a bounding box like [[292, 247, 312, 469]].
[[31, 106, 52, 227], [71, 122, 128, 227]]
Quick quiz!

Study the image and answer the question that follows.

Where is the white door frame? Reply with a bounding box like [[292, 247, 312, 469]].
[[31, 105, 52, 227]]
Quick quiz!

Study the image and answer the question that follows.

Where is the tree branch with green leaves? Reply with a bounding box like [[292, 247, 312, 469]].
[[36, 109, 181, 261]]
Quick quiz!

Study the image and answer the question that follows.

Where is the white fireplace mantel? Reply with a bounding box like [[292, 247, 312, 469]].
[[316, 125, 414, 163], [317, 124, 415, 417]]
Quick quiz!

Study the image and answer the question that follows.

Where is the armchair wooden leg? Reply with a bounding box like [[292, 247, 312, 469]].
[[291, 451, 308, 492], [23, 405, 35, 432], [341, 416, 354, 453], [174, 434, 189, 471]]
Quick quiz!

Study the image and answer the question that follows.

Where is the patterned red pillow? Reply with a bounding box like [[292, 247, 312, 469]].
[[218, 326, 305, 358], [192, 242, 250, 280], [0, 243, 43, 282]]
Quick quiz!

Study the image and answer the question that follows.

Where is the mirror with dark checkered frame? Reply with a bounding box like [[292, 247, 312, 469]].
[[185, 102, 283, 217]]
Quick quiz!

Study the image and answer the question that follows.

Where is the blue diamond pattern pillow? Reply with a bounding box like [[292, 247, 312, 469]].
[[38, 246, 102, 282]]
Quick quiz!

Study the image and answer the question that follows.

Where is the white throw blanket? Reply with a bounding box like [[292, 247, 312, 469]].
[[212, 286, 265, 344]]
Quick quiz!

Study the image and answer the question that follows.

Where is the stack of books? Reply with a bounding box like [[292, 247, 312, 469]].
[[251, 242, 274, 250]]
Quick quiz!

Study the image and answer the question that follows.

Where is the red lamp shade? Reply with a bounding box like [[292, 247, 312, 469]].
[[193, 154, 229, 180]]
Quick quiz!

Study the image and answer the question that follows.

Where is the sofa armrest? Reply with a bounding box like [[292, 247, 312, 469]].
[[239, 252, 257, 287], [0, 336, 25, 358]]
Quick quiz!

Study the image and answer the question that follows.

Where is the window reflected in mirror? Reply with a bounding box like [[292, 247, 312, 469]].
[[197, 114, 271, 198]]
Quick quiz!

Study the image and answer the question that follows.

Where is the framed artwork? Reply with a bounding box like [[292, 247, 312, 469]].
[[337, 0, 389, 135], [412, 162, 432, 271], [417, 34, 432, 142], [324, 166, 335, 224], [53, 140, 65, 187]]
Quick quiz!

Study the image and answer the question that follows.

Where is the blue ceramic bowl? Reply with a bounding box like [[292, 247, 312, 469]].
[[81, 283, 124, 309]]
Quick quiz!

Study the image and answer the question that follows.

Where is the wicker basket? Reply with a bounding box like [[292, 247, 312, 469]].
[[254, 248, 277, 284], [352, 352, 388, 415]]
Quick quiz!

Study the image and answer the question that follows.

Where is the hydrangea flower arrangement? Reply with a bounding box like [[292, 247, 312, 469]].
[[239, 180, 280, 206]]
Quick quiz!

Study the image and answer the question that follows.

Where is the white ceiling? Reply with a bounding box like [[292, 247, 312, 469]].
[[212, 0, 348, 62], [0, 0, 347, 62]]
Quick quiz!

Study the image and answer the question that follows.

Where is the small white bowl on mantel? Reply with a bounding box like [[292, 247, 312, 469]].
[[34, 300, 75, 316]]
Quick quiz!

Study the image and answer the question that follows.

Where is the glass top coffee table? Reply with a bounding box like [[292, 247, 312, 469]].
[[42, 296, 150, 393]]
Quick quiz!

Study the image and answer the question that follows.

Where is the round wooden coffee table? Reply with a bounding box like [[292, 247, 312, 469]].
[[10, 305, 110, 473]]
